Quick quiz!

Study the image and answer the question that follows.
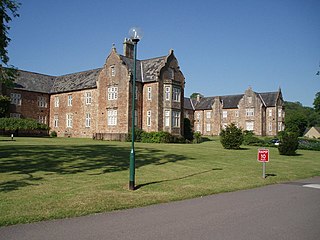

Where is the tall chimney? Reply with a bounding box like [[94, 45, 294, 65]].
[[123, 38, 134, 58]]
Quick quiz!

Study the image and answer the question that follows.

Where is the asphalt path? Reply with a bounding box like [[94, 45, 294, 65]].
[[1, 177, 320, 240]]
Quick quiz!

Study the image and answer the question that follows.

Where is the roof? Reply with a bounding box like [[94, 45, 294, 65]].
[[51, 68, 101, 93], [194, 97, 216, 110], [220, 94, 243, 109], [141, 56, 166, 82], [184, 97, 194, 110], [14, 70, 56, 93], [258, 92, 279, 107]]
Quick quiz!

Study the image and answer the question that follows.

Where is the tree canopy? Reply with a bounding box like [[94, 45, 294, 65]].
[[313, 92, 320, 113]]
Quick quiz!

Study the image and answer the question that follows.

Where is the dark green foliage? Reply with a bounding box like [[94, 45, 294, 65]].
[[50, 131, 57, 138], [126, 128, 144, 142], [0, 117, 49, 130], [314, 92, 320, 113], [220, 123, 244, 149], [0, 95, 10, 117], [141, 131, 172, 143], [183, 118, 193, 141], [278, 131, 299, 155], [243, 130, 265, 146], [190, 93, 203, 99], [193, 131, 202, 144], [298, 138, 320, 151]]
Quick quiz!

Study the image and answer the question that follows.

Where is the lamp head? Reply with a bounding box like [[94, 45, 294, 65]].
[[129, 27, 143, 42]]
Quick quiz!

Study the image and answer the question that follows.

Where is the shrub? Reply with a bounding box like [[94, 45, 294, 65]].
[[220, 123, 244, 149], [126, 128, 144, 142], [0, 118, 49, 130], [278, 131, 299, 155], [193, 132, 202, 144], [298, 138, 320, 151], [50, 131, 57, 138], [141, 131, 172, 143], [243, 130, 265, 146], [183, 118, 194, 141]]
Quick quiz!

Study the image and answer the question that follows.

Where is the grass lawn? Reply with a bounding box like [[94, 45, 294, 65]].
[[0, 136, 319, 226]]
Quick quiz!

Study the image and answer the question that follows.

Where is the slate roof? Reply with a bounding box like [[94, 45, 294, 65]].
[[14, 70, 56, 93], [184, 97, 194, 110], [220, 94, 243, 109], [51, 68, 101, 93], [258, 92, 279, 107], [194, 97, 216, 110], [141, 56, 166, 82]]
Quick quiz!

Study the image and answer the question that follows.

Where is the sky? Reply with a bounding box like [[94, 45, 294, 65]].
[[7, 0, 320, 107]]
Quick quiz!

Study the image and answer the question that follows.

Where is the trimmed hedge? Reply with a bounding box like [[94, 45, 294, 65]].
[[0, 118, 49, 131]]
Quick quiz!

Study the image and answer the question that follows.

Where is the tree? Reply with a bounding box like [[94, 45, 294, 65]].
[[313, 92, 320, 113], [0, 94, 10, 117], [0, 0, 20, 87], [220, 123, 244, 149], [183, 118, 193, 141], [278, 130, 299, 156], [190, 93, 203, 99]]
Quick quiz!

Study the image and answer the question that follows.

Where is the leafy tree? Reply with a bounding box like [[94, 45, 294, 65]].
[[190, 93, 203, 99], [220, 123, 244, 149], [183, 118, 193, 141], [0, 94, 10, 117], [278, 130, 299, 156], [313, 92, 320, 113], [0, 0, 20, 87]]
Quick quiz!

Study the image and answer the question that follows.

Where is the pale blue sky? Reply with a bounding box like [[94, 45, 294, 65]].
[[8, 0, 320, 106]]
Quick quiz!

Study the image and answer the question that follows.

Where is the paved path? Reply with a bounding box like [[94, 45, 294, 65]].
[[1, 177, 320, 240]]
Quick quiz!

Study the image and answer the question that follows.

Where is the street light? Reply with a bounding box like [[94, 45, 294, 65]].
[[129, 27, 142, 190]]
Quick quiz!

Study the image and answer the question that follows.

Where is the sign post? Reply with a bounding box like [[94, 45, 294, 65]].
[[257, 149, 269, 178]]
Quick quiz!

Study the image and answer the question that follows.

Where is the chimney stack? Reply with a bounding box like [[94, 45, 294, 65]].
[[123, 38, 134, 59]]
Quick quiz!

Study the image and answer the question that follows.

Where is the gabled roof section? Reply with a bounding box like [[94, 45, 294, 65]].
[[14, 70, 56, 93], [258, 92, 279, 107], [141, 56, 166, 82], [194, 97, 215, 110], [221, 94, 243, 109], [51, 68, 102, 93], [184, 97, 194, 110]]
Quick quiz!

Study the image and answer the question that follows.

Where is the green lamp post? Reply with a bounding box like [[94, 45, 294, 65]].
[[129, 27, 142, 190]]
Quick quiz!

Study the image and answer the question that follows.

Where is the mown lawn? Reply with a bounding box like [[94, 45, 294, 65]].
[[0, 136, 319, 226]]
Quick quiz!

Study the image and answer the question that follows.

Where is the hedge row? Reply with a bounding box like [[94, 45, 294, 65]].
[[0, 118, 49, 131]]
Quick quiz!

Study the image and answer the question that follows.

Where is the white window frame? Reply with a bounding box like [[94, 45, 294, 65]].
[[269, 109, 272, 117], [108, 87, 118, 100], [246, 121, 254, 131], [66, 113, 73, 128], [246, 108, 254, 117], [172, 87, 181, 102], [38, 96, 47, 108], [85, 92, 92, 105], [54, 96, 59, 107], [85, 113, 91, 128], [147, 87, 152, 100], [67, 95, 72, 106], [107, 109, 117, 126], [206, 123, 211, 132], [54, 115, 59, 128], [206, 111, 211, 119], [165, 110, 170, 127], [10, 93, 21, 105], [147, 110, 151, 127], [278, 109, 282, 118], [269, 122, 272, 132], [172, 111, 180, 128], [196, 112, 201, 120], [223, 111, 227, 118], [165, 86, 170, 101], [196, 123, 201, 132], [111, 65, 115, 77], [38, 115, 47, 124]]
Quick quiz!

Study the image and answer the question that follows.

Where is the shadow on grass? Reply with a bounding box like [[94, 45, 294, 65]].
[[135, 168, 223, 190], [0, 144, 193, 192]]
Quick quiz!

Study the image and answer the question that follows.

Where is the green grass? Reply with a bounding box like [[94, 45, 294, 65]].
[[0, 136, 319, 226]]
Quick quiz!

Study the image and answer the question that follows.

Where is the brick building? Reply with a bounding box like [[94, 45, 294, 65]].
[[184, 87, 285, 136], [1, 39, 285, 138]]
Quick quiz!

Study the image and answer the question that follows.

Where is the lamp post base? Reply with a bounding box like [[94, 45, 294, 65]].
[[129, 181, 135, 190]]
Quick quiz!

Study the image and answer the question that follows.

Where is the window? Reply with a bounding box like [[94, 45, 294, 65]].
[[206, 123, 211, 132], [165, 86, 170, 101], [38, 96, 47, 108], [246, 121, 254, 131], [147, 87, 152, 100], [108, 87, 118, 100], [196, 112, 201, 120], [235, 111, 239, 117], [10, 93, 21, 105], [165, 110, 170, 127], [223, 111, 227, 118], [269, 109, 272, 117], [278, 109, 282, 118], [206, 111, 211, 119], [278, 122, 282, 131], [172, 111, 180, 127], [107, 109, 117, 126], [85, 92, 92, 105], [68, 95, 72, 106], [147, 110, 151, 127], [85, 113, 91, 128], [269, 122, 272, 132], [54, 96, 59, 107], [10, 113, 20, 118], [134, 110, 138, 126], [196, 124, 201, 132], [66, 114, 73, 128], [38, 115, 47, 124], [172, 87, 181, 102], [54, 115, 59, 128], [111, 66, 115, 76], [246, 108, 254, 117]]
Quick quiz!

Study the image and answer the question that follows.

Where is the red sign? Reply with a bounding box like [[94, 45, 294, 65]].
[[258, 149, 269, 162]]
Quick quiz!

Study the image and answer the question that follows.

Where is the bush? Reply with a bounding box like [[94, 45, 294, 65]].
[[220, 123, 244, 149], [278, 131, 299, 155], [141, 131, 172, 143], [126, 128, 144, 142], [298, 138, 320, 151], [243, 131, 265, 146], [50, 131, 57, 138], [0, 118, 49, 130], [183, 118, 194, 141], [193, 132, 202, 144]]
